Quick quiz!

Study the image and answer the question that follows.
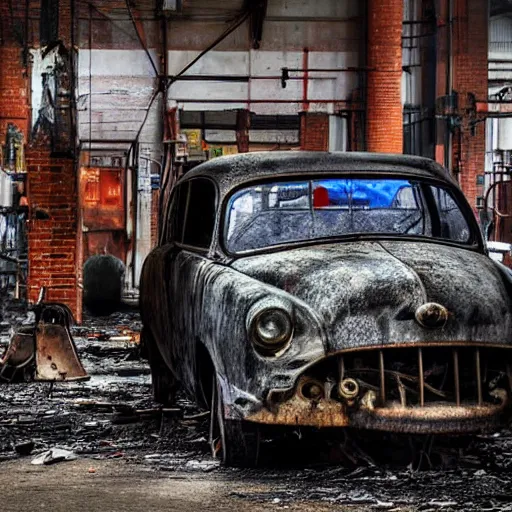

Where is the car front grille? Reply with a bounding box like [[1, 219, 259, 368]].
[[301, 345, 512, 408]]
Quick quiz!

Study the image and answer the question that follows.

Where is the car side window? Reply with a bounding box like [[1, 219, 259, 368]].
[[165, 183, 188, 244], [182, 178, 216, 250], [429, 186, 470, 243]]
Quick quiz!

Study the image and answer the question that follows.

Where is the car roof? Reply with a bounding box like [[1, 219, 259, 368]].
[[179, 151, 455, 196]]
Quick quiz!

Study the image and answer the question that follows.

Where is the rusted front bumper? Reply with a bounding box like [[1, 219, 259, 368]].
[[247, 394, 509, 434], [245, 345, 512, 434]]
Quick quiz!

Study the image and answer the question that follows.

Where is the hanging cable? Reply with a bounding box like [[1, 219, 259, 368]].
[[132, 7, 251, 149], [166, 9, 250, 87], [125, 0, 159, 77]]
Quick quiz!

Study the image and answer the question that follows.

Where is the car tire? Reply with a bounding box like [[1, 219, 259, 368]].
[[143, 327, 176, 406], [209, 375, 260, 467]]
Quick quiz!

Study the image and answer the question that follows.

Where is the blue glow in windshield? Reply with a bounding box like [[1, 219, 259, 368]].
[[315, 179, 410, 208]]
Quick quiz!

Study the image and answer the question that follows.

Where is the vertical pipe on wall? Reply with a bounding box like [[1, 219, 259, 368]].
[[446, 0, 453, 173], [302, 47, 309, 112], [366, 0, 404, 153]]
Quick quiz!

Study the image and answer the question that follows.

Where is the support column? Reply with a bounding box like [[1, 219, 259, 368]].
[[26, 152, 81, 320], [236, 109, 251, 153], [300, 113, 329, 151], [449, 0, 488, 210], [366, 0, 403, 153]]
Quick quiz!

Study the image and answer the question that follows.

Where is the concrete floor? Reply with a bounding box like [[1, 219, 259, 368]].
[[0, 458, 346, 512], [1, 310, 512, 512]]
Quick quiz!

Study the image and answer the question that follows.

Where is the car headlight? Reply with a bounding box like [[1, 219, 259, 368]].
[[251, 308, 293, 355]]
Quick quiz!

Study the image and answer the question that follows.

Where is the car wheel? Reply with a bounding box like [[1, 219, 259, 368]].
[[209, 375, 260, 467], [143, 327, 176, 406]]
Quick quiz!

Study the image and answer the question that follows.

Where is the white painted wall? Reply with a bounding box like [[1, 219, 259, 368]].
[[166, 0, 361, 115], [77, 49, 160, 143], [167, 49, 359, 115]]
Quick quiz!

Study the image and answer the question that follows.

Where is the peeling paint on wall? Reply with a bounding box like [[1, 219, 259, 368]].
[[30, 43, 73, 154]]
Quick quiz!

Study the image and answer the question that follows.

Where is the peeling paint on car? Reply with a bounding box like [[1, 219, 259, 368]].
[[140, 152, 512, 434]]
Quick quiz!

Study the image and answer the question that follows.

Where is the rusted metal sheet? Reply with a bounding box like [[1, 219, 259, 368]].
[[84, 231, 127, 263], [0, 330, 35, 381], [35, 322, 87, 381], [0, 292, 88, 382], [247, 394, 508, 434], [80, 167, 125, 231]]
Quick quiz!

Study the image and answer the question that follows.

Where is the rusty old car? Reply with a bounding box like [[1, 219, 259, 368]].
[[140, 151, 512, 466]]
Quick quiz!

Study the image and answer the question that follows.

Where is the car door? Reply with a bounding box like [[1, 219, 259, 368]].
[[139, 182, 187, 381], [153, 177, 218, 396]]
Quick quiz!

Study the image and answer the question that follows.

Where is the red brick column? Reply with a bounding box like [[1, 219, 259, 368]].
[[300, 113, 329, 151], [366, 0, 403, 153], [450, 0, 488, 210], [26, 150, 81, 321], [0, 47, 30, 143]]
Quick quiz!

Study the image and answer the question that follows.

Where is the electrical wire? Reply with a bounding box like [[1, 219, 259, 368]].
[[132, 7, 251, 149], [126, 1, 251, 219], [166, 9, 251, 87], [125, 0, 159, 77]]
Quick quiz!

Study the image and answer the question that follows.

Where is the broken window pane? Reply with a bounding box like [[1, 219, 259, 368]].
[[225, 177, 470, 253]]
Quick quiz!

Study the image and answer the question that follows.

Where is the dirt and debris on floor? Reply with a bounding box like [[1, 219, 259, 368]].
[[1, 304, 512, 511]]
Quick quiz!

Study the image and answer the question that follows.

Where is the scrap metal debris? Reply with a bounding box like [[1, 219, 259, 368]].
[[31, 447, 77, 465], [0, 306, 512, 510], [0, 288, 87, 382]]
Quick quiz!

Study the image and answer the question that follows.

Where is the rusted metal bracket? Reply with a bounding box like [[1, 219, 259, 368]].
[[0, 288, 88, 382]]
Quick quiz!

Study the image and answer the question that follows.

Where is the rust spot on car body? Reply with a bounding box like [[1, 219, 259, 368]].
[[247, 392, 509, 434]]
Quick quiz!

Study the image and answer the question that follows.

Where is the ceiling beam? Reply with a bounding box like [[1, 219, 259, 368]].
[[248, 0, 268, 49]]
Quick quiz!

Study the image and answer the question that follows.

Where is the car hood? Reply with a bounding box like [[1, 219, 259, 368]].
[[231, 241, 512, 352]]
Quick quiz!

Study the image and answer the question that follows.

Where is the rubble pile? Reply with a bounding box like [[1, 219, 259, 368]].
[[0, 304, 512, 510]]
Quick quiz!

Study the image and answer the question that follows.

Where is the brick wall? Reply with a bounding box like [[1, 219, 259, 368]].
[[366, 0, 403, 153], [26, 150, 80, 321], [0, 46, 30, 146], [450, 0, 488, 210], [300, 113, 329, 150]]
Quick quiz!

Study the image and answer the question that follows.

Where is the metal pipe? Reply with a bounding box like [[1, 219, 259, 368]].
[[285, 67, 374, 72], [302, 48, 309, 112], [476, 348, 483, 405], [170, 98, 357, 104], [453, 348, 460, 406], [418, 347, 425, 407], [167, 74, 333, 81], [379, 350, 386, 404]]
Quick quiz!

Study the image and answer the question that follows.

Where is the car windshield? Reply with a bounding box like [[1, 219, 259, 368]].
[[224, 177, 472, 253]]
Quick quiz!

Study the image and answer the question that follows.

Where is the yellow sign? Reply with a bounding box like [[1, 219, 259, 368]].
[[182, 129, 202, 153]]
